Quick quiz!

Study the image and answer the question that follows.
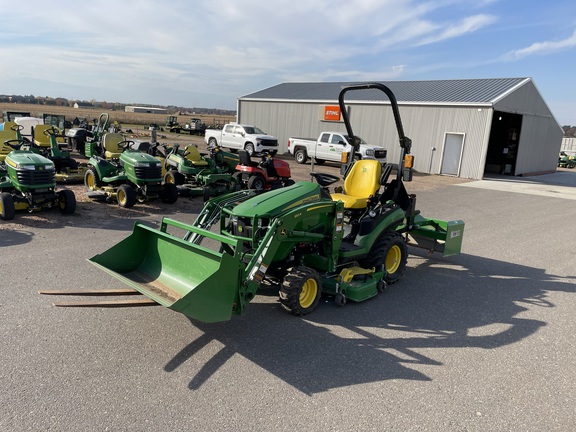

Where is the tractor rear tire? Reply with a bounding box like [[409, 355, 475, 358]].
[[117, 184, 137, 208], [57, 190, 76, 215], [84, 167, 102, 191], [279, 266, 322, 316], [0, 192, 15, 221], [247, 174, 266, 190], [362, 231, 407, 284], [161, 183, 179, 204]]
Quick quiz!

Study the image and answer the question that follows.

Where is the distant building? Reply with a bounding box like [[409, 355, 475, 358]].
[[238, 77, 563, 179], [125, 106, 167, 114], [73, 102, 94, 109]]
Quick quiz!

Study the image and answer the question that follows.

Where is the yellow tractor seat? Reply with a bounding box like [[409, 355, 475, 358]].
[[103, 133, 125, 159], [33, 124, 65, 147], [0, 129, 18, 162], [184, 145, 208, 166], [331, 159, 382, 209]]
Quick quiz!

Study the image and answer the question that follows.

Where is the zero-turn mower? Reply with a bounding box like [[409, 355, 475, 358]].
[[162, 143, 240, 200], [69, 83, 463, 323]]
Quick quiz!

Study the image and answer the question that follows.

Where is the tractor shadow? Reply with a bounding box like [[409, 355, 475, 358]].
[[165, 252, 574, 395]]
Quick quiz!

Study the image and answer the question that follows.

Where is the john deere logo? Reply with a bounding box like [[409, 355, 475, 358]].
[[362, 167, 367, 172], [39, 166, 44, 171]]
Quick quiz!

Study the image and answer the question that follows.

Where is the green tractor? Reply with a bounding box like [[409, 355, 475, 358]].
[[0, 139, 76, 221], [84, 135, 178, 208], [162, 143, 240, 200], [86, 83, 464, 322], [558, 151, 576, 168]]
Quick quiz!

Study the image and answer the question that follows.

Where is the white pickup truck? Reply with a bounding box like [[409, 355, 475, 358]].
[[204, 124, 279, 156], [287, 132, 387, 164]]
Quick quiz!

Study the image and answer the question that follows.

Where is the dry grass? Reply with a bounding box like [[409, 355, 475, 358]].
[[0, 102, 236, 128]]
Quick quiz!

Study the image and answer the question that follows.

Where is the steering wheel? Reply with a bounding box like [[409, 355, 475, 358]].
[[10, 124, 24, 132], [310, 172, 340, 187], [118, 140, 136, 149], [3, 139, 24, 150]]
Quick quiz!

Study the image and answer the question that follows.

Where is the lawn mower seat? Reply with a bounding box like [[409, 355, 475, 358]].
[[331, 159, 382, 209], [33, 125, 65, 147], [238, 149, 258, 167], [0, 129, 18, 162], [103, 133, 125, 159], [184, 145, 208, 166]]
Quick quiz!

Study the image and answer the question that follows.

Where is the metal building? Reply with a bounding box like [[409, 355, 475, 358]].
[[238, 78, 563, 179]]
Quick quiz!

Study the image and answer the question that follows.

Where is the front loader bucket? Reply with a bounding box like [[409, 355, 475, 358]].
[[89, 219, 244, 323]]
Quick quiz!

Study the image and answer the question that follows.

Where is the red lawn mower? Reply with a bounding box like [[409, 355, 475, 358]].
[[234, 149, 294, 190]]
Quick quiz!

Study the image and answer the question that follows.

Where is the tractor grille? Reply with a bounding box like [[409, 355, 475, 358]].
[[260, 139, 278, 147], [17, 169, 56, 185], [134, 165, 162, 180], [374, 149, 387, 159]]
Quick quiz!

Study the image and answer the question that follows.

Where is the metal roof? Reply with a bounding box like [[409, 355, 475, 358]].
[[240, 78, 531, 105]]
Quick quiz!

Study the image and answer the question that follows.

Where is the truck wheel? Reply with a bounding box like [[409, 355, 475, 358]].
[[280, 266, 322, 315], [247, 175, 266, 190], [117, 184, 137, 208], [57, 190, 76, 215], [84, 167, 102, 191], [208, 138, 218, 147], [161, 183, 179, 204], [362, 232, 407, 284], [294, 148, 308, 164], [245, 143, 255, 156], [0, 192, 15, 221]]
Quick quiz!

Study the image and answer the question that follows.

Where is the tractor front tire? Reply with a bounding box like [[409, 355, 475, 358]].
[[279, 266, 322, 316], [117, 184, 137, 208], [58, 189, 76, 215], [84, 167, 102, 191], [161, 183, 179, 204], [0, 192, 15, 221], [164, 170, 185, 186], [362, 231, 407, 284]]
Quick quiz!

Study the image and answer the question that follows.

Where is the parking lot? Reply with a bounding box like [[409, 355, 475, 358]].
[[1, 142, 575, 431]]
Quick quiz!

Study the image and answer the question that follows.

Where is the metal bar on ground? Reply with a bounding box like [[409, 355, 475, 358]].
[[52, 299, 159, 307], [39, 288, 140, 296]]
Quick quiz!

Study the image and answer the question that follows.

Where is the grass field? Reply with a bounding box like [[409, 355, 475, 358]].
[[0, 102, 236, 128]]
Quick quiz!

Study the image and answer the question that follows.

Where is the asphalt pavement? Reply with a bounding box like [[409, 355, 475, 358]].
[[1, 168, 575, 431]]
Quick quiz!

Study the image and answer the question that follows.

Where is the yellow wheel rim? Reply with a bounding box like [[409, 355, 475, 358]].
[[299, 278, 318, 309], [386, 245, 402, 275], [165, 174, 174, 184], [117, 189, 126, 205], [86, 172, 95, 189]]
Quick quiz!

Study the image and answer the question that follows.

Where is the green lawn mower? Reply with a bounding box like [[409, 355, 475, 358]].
[[558, 151, 576, 168], [163, 143, 239, 200], [27, 125, 87, 183], [85, 83, 464, 323], [84, 139, 178, 208], [0, 139, 76, 221]]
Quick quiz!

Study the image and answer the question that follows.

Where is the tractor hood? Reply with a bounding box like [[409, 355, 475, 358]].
[[6, 150, 55, 169], [120, 149, 162, 167], [230, 181, 326, 218]]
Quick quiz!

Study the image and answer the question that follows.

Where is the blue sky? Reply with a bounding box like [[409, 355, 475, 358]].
[[1, 0, 575, 125]]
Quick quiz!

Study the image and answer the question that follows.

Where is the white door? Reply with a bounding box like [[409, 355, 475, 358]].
[[441, 133, 464, 176]]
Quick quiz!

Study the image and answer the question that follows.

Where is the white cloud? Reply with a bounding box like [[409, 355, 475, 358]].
[[511, 29, 576, 59]]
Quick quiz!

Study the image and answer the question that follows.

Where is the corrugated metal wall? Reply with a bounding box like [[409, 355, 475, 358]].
[[239, 100, 492, 179], [561, 138, 576, 153]]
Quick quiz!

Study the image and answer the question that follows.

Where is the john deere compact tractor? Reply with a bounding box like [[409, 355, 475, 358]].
[[84, 135, 178, 208], [82, 83, 464, 323], [162, 143, 239, 200], [0, 139, 76, 221]]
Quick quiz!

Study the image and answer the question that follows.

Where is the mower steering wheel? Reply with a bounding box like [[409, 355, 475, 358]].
[[4, 139, 24, 150], [10, 124, 24, 132], [43, 127, 59, 136], [119, 140, 136, 149]]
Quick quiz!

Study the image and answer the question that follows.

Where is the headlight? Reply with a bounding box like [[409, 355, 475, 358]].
[[134, 162, 150, 167], [19, 165, 36, 170], [45, 165, 55, 170], [365, 149, 374, 156]]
